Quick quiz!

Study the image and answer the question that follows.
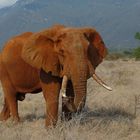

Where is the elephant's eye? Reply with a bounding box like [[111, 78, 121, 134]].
[[58, 48, 65, 56], [57, 39, 62, 44]]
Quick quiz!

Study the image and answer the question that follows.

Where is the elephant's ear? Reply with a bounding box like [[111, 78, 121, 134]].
[[83, 28, 107, 68], [22, 33, 60, 76]]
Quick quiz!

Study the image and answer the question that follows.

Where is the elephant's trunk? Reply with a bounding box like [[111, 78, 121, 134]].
[[71, 56, 88, 112], [72, 77, 87, 112]]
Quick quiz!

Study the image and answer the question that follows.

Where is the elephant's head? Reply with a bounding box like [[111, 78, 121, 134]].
[[21, 24, 112, 112]]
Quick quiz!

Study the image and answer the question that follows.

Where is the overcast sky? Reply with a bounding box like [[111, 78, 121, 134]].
[[0, 0, 17, 8]]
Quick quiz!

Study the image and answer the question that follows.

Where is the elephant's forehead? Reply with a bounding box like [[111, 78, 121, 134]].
[[61, 27, 80, 33]]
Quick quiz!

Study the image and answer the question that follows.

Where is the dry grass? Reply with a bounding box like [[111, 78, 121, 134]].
[[0, 59, 140, 140]]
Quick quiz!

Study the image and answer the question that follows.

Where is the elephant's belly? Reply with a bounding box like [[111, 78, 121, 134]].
[[11, 71, 41, 93], [8, 77, 41, 94], [8, 64, 41, 93], [15, 82, 41, 93]]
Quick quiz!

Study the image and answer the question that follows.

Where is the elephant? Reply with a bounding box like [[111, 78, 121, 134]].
[[0, 24, 112, 127], [21, 25, 112, 124]]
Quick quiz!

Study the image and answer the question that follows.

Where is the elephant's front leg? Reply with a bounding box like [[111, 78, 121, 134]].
[[41, 81, 60, 126], [62, 80, 75, 120], [40, 70, 61, 127]]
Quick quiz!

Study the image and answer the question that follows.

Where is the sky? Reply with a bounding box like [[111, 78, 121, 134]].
[[0, 0, 17, 8]]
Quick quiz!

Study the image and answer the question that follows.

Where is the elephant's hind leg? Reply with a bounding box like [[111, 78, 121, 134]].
[[1, 81, 20, 122], [0, 99, 10, 121]]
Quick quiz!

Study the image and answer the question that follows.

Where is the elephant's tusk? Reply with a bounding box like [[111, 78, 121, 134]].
[[92, 73, 112, 91], [60, 75, 68, 97]]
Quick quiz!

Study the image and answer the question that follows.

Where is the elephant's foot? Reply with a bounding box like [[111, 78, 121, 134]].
[[0, 112, 10, 121], [0, 113, 10, 121], [0, 104, 10, 121], [45, 118, 57, 127], [10, 116, 20, 123], [0, 109, 20, 123]]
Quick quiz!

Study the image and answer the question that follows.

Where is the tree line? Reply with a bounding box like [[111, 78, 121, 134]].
[[106, 32, 140, 60]]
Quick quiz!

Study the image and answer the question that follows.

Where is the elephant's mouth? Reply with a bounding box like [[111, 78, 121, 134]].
[[60, 73, 112, 98]]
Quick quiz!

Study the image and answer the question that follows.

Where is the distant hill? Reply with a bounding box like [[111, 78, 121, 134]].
[[0, 0, 140, 51]]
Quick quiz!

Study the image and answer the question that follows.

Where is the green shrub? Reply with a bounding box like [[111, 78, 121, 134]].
[[123, 50, 133, 56], [133, 47, 140, 60], [135, 32, 140, 40], [106, 53, 124, 60]]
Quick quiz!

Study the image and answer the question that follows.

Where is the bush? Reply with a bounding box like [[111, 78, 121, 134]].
[[106, 52, 124, 60], [123, 50, 133, 56], [135, 32, 140, 40], [133, 47, 140, 60]]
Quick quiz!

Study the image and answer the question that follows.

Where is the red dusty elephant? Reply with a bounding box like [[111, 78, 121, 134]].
[[0, 24, 112, 127]]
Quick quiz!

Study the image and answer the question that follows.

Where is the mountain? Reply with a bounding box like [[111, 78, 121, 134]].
[[0, 0, 140, 51]]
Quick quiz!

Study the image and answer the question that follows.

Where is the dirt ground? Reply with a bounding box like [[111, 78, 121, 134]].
[[0, 60, 140, 140]]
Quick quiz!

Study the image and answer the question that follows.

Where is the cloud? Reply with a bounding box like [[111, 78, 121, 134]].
[[0, 0, 17, 7]]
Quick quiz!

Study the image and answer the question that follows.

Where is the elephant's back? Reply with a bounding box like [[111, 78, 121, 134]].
[[2, 32, 33, 63]]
